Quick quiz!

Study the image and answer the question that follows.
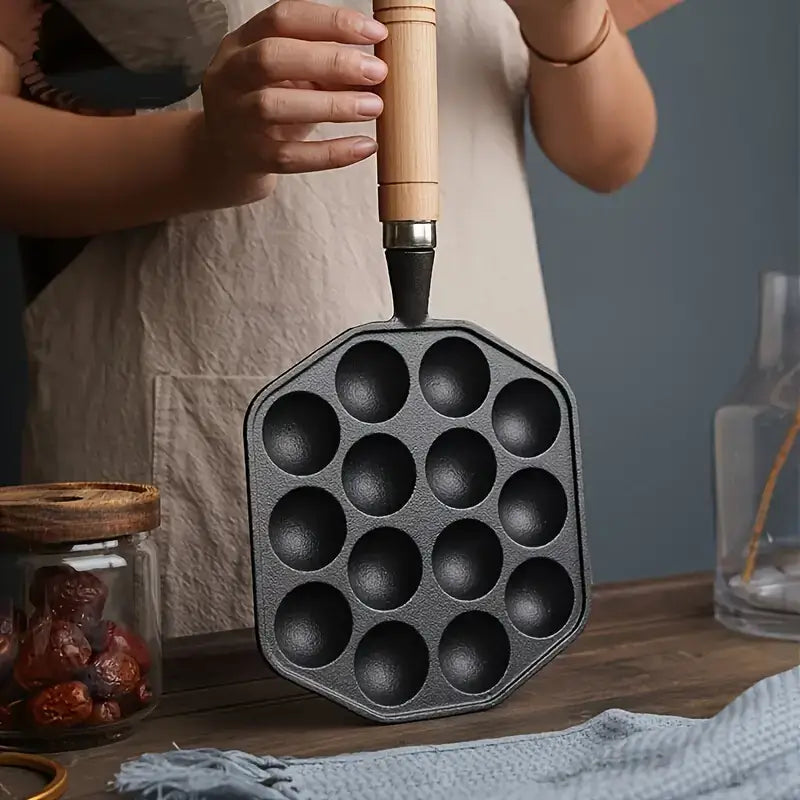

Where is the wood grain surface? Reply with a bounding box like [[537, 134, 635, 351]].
[[0, 483, 160, 543], [373, 0, 439, 223], [1, 572, 795, 799]]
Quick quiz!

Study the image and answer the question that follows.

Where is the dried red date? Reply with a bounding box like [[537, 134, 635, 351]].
[[48, 620, 92, 680], [13, 627, 49, 690], [91, 622, 151, 674], [14, 618, 91, 690], [112, 627, 152, 675], [85, 651, 140, 700], [88, 699, 121, 726], [28, 681, 92, 729], [120, 680, 153, 716], [133, 681, 153, 707], [0, 699, 23, 731], [29, 565, 108, 627], [28, 566, 72, 608], [87, 620, 114, 653]]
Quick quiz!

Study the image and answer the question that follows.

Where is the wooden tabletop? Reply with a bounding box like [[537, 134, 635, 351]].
[[2, 572, 798, 799]]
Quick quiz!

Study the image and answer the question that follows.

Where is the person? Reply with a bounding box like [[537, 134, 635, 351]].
[[0, 0, 659, 638]]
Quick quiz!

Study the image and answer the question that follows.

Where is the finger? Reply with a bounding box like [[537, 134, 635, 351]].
[[307, 81, 381, 93], [268, 122, 317, 142], [228, 38, 387, 91], [249, 87, 383, 125], [279, 80, 372, 93], [235, 0, 387, 47], [268, 136, 377, 174]]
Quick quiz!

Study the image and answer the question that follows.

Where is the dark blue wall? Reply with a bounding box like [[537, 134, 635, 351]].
[[528, 0, 799, 580]]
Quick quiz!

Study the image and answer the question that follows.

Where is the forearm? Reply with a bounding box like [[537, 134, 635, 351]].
[[0, 96, 221, 237], [520, 0, 657, 193], [0, 44, 20, 96]]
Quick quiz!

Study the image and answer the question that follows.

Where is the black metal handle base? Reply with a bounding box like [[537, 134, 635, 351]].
[[386, 249, 434, 327]]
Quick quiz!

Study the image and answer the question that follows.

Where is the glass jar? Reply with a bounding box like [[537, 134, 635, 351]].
[[714, 271, 800, 640], [0, 482, 161, 751]]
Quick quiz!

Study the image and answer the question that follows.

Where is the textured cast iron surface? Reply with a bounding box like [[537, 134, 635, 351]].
[[244, 318, 591, 723]]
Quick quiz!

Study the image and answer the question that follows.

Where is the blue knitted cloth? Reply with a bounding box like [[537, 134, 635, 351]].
[[115, 665, 800, 800]]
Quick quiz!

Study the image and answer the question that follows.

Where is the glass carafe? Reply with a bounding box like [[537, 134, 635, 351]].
[[714, 270, 800, 640]]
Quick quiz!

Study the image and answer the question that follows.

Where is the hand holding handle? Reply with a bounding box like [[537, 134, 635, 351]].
[[373, 0, 439, 227]]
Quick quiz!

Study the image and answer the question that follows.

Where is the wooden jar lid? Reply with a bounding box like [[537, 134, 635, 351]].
[[0, 482, 160, 544]]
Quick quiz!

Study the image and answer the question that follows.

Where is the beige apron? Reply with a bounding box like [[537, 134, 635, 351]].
[[20, 0, 557, 639]]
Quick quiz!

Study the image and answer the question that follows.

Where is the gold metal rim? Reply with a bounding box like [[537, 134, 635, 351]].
[[0, 752, 68, 800]]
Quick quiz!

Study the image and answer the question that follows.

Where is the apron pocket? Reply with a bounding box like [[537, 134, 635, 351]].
[[152, 374, 273, 639]]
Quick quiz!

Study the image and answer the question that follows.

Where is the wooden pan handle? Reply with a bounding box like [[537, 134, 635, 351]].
[[373, 0, 439, 224]]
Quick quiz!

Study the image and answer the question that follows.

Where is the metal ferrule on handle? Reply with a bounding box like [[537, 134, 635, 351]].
[[373, 0, 439, 251]]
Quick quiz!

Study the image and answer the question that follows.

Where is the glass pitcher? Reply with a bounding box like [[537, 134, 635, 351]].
[[714, 270, 800, 640]]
